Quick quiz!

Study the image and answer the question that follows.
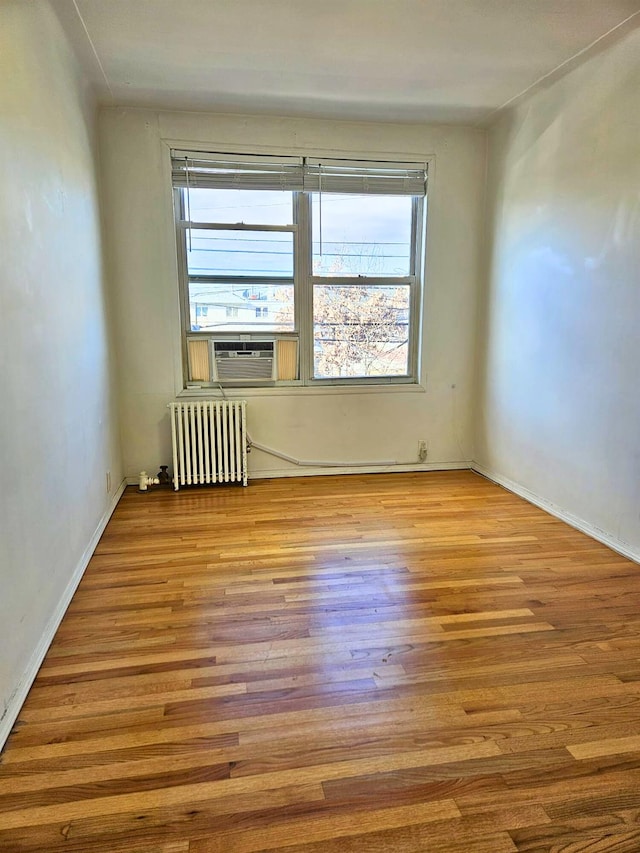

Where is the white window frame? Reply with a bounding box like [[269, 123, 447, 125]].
[[172, 152, 427, 389]]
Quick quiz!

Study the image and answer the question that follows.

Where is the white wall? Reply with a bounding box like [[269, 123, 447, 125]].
[[99, 108, 486, 479], [476, 27, 640, 557], [0, 1, 122, 743]]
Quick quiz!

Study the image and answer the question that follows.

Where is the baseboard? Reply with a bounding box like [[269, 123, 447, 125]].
[[248, 461, 471, 479], [127, 461, 470, 486], [0, 479, 127, 753], [471, 462, 640, 565]]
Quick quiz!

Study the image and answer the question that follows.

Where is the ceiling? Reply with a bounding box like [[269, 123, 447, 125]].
[[54, 0, 640, 125]]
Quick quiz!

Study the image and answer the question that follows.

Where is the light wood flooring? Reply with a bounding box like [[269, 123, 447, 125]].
[[2, 471, 640, 852]]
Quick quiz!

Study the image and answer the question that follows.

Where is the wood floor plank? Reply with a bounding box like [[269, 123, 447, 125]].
[[257, 834, 518, 853], [188, 800, 461, 853], [1, 471, 640, 851], [568, 734, 640, 760]]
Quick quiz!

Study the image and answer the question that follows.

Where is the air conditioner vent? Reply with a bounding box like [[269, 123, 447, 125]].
[[214, 341, 274, 353]]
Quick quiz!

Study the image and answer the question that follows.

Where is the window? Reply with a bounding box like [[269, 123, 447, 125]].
[[172, 152, 426, 386]]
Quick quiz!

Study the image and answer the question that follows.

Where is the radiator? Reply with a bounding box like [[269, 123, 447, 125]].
[[169, 401, 248, 490]]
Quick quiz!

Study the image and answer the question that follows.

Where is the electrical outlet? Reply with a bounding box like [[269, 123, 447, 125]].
[[418, 440, 428, 462], [106, 471, 111, 494]]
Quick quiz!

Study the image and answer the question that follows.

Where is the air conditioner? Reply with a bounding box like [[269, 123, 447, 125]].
[[212, 340, 275, 382]]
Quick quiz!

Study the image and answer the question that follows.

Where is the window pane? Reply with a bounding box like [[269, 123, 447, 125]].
[[313, 284, 410, 378], [312, 194, 412, 276], [186, 188, 293, 225], [188, 282, 294, 332], [187, 229, 293, 277]]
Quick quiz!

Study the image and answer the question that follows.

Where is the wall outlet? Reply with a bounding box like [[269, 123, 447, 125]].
[[106, 471, 112, 494], [418, 440, 428, 462]]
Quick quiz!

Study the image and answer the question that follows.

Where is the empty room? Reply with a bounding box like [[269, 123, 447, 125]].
[[1, 1, 640, 850]]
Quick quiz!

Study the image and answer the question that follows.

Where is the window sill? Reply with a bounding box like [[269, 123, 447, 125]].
[[177, 381, 426, 399]]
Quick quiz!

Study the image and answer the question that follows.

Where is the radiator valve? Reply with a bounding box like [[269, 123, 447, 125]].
[[157, 465, 171, 485], [138, 471, 160, 492]]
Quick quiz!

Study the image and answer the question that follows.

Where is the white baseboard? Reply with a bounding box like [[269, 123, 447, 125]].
[[471, 462, 640, 566], [0, 479, 127, 753], [247, 461, 470, 479], [127, 461, 470, 486]]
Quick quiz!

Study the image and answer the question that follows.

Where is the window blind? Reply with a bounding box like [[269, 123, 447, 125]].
[[172, 151, 427, 197], [171, 151, 305, 191], [303, 158, 427, 196]]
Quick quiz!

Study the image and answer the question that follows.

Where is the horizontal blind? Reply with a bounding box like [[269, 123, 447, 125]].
[[304, 158, 427, 196], [172, 151, 427, 196], [171, 151, 305, 191]]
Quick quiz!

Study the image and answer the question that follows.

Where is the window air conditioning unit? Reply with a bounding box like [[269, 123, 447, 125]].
[[212, 340, 275, 382]]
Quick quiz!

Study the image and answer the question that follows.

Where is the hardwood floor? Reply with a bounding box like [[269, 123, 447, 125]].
[[2, 470, 640, 851]]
